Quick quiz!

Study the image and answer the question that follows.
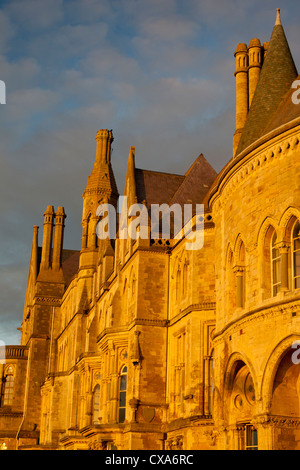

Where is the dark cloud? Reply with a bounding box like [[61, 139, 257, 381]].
[[0, 0, 300, 344]]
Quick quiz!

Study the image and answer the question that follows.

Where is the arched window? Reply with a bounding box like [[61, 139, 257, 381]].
[[176, 270, 181, 301], [226, 248, 236, 311], [236, 241, 246, 308], [3, 366, 14, 406], [271, 232, 281, 296], [86, 213, 91, 247], [182, 262, 188, 297], [118, 366, 127, 423], [292, 220, 300, 289], [92, 384, 101, 425]]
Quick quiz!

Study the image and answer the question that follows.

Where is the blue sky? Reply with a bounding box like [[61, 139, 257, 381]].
[[1, 0, 300, 344]]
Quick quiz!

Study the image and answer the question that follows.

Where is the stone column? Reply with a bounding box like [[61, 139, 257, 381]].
[[204, 356, 210, 416], [279, 242, 290, 291], [233, 266, 245, 308]]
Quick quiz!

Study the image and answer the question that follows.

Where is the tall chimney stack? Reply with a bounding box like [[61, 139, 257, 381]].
[[52, 206, 66, 271], [40, 205, 54, 270], [233, 43, 249, 155]]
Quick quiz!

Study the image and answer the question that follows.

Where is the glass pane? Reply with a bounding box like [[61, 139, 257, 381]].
[[272, 247, 279, 259], [273, 258, 281, 284], [294, 238, 300, 251], [119, 407, 125, 423], [252, 429, 258, 447], [294, 253, 300, 276], [246, 425, 258, 450], [119, 390, 126, 407], [120, 375, 127, 391], [293, 222, 300, 238], [295, 277, 300, 289]]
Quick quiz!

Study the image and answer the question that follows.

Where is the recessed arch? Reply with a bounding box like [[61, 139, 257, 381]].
[[261, 334, 300, 413], [222, 352, 258, 449], [256, 216, 279, 250], [223, 352, 258, 402], [279, 206, 300, 241]]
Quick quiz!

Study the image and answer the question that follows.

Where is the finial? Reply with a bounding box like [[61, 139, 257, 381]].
[[275, 8, 281, 25]]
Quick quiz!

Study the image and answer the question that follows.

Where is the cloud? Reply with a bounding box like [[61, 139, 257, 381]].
[[0, 10, 15, 53], [0, 263, 26, 345], [1, 0, 300, 345], [3, 0, 64, 31]]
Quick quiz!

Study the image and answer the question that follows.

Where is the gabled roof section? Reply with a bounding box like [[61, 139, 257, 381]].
[[135, 168, 184, 211], [61, 249, 80, 286], [133, 153, 216, 211], [235, 9, 298, 156], [169, 154, 217, 207]]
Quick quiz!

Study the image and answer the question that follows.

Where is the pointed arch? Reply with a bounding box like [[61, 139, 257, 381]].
[[182, 254, 189, 298], [225, 243, 236, 313], [2, 365, 14, 406], [92, 384, 101, 425], [222, 352, 258, 440], [118, 365, 127, 423], [261, 334, 300, 413], [257, 218, 279, 299], [279, 206, 300, 241], [86, 212, 92, 248], [256, 216, 279, 250], [233, 234, 246, 265], [279, 208, 300, 291]]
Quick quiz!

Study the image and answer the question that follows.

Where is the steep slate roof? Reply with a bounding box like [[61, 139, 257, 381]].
[[135, 168, 185, 210], [132, 155, 216, 238], [263, 73, 300, 134], [61, 249, 80, 286], [235, 10, 298, 156], [36, 247, 80, 287], [134, 153, 216, 211], [169, 154, 217, 207]]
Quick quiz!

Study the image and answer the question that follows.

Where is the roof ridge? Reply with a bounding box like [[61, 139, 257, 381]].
[[135, 167, 184, 178]]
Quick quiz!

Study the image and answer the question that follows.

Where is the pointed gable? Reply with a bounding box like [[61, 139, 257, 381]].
[[169, 154, 217, 207], [235, 10, 298, 156]]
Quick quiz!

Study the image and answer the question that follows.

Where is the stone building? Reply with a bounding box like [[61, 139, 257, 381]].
[[1, 9, 300, 450]]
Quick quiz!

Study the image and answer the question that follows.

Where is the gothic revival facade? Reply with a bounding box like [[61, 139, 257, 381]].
[[1, 10, 300, 450]]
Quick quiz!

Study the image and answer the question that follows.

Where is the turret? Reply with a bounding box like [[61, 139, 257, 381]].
[[95, 128, 114, 166], [81, 129, 117, 251], [125, 146, 137, 207], [31, 225, 39, 282], [80, 129, 119, 270]]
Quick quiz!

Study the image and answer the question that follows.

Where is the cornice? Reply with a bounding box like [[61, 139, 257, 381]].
[[213, 295, 300, 342], [208, 121, 300, 210]]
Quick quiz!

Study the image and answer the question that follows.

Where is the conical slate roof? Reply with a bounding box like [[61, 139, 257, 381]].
[[235, 10, 298, 156], [263, 73, 300, 134]]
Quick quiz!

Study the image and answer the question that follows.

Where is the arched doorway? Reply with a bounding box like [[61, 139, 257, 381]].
[[227, 360, 257, 450]]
